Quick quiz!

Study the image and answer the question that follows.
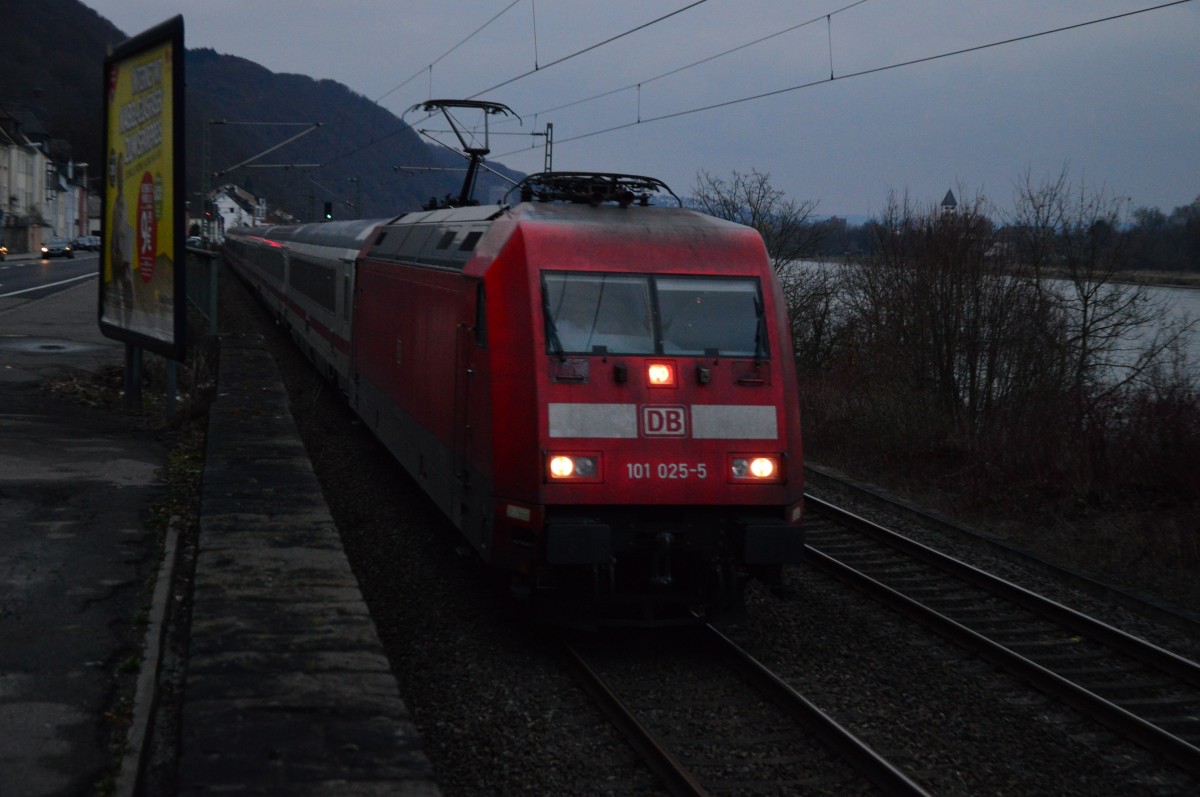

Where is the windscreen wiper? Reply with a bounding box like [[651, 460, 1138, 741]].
[[753, 293, 768, 362], [541, 286, 565, 359]]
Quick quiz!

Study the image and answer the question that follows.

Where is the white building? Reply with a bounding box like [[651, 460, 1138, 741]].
[[209, 183, 266, 241], [0, 106, 89, 252], [0, 112, 47, 252]]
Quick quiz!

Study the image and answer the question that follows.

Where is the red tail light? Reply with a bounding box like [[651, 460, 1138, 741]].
[[646, 362, 676, 387]]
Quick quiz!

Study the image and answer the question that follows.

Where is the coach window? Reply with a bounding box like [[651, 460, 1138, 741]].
[[460, 231, 482, 251]]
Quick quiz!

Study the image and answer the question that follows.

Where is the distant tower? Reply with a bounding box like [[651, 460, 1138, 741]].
[[941, 189, 958, 215]]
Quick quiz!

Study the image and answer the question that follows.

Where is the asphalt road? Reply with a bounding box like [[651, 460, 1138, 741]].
[[0, 251, 98, 304], [0, 276, 167, 796]]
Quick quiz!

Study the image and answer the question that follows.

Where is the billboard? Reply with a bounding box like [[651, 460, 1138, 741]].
[[99, 16, 186, 363]]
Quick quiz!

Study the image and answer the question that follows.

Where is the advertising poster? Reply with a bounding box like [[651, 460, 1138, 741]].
[[99, 16, 186, 362]]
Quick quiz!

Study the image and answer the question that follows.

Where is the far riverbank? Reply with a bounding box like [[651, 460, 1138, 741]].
[[1111, 269, 1200, 290]]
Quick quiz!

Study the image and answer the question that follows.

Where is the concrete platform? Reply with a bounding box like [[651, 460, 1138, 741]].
[[179, 332, 441, 795]]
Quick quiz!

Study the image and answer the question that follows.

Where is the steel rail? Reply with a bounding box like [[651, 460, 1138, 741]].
[[702, 623, 933, 797], [804, 466, 1200, 637], [560, 640, 710, 797], [805, 495, 1200, 688], [803, 501, 1200, 777], [563, 630, 931, 796]]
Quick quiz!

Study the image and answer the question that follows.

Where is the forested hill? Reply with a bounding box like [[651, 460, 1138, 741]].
[[183, 47, 521, 219], [0, 0, 517, 219], [0, 0, 123, 164]]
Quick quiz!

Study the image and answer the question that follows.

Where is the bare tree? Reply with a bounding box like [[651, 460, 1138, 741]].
[[779, 264, 845, 379], [690, 169, 837, 377], [691, 169, 823, 270], [1011, 168, 1196, 407], [838, 189, 1056, 439]]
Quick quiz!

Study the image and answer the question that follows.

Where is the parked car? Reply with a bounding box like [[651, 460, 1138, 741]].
[[73, 235, 101, 251], [41, 238, 74, 258]]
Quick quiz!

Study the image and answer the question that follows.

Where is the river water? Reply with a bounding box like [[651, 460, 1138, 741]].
[[788, 261, 1200, 380], [1141, 284, 1200, 369]]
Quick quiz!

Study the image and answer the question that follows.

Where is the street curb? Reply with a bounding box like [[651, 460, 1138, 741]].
[[115, 514, 182, 797]]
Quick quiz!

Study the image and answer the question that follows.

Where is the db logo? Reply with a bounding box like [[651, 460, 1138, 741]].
[[640, 405, 688, 437]]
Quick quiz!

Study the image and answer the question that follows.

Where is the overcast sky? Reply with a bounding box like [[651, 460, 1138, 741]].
[[85, 0, 1199, 219]]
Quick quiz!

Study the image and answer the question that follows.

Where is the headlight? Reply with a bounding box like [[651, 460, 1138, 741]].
[[547, 453, 600, 481], [730, 455, 782, 482]]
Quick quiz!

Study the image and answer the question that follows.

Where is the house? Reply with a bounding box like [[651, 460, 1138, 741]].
[[208, 183, 266, 241], [0, 105, 89, 253], [0, 106, 48, 253]]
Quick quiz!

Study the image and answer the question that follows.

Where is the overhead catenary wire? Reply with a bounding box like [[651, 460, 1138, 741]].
[[319, 0, 715, 171], [421, 131, 521, 187], [321, 0, 1190, 182], [466, 0, 712, 99], [374, 0, 522, 105], [494, 0, 1194, 159], [506, 0, 872, 121]]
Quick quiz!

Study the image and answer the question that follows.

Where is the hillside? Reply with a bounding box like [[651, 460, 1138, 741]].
[[183, 48, 516, 218], [0, 0, 516, 219], [0, 0, 123, 164]]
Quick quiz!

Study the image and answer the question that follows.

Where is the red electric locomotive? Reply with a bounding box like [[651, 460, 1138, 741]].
[[226, 171, 804, 623]]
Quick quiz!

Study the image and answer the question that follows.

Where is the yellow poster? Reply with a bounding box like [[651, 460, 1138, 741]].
[[101, 28, 179, 348]]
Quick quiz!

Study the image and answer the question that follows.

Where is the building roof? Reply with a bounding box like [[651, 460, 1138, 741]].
[[212, 183, 260, 215]]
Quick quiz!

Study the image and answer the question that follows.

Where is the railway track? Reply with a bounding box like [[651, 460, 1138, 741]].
[[803, 464, 1200, 637], [803, 494, 1200, 779], [561, 625, 930, 797]]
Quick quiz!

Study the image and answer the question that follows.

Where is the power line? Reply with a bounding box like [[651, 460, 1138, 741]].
[[498, 0, 1194, 157], [467, 0, 712, 99], [322, 0, 714, 170], [324, 0, 1189, 181], [513, 0, 872, 121], [374, 0, 522, 105], [316, 124, 413, 170]]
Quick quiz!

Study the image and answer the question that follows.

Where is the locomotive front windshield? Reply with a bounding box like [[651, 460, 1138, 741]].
[[542, 272, 767, 358]]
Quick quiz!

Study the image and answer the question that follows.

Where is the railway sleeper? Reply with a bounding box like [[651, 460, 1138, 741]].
[[1084, 680, 1188, 700]]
